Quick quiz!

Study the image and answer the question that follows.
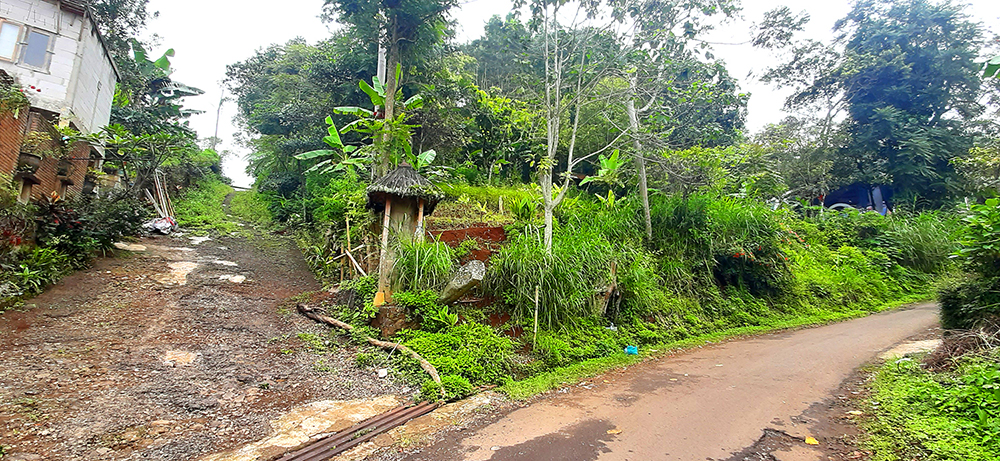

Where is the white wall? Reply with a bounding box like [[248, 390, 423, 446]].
[[0, 0, 117, 133]]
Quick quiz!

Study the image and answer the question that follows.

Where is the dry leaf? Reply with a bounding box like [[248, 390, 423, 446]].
[[607, 428, 623, 435]]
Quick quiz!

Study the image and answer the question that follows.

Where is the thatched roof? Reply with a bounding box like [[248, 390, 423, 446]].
[[367, 163, 444, 215]]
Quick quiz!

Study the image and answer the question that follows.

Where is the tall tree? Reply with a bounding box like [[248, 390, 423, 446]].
[[768, 0, 987, 204], [322, 0, 459, 177]]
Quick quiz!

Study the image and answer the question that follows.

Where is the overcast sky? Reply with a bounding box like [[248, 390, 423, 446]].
[[146, 0, 1000, 187]]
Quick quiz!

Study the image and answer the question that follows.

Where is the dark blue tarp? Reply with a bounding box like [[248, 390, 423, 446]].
[[822, 183, 893, 215]]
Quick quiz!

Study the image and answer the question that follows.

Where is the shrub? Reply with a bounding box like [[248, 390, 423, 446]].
[[866, 354, 1000, 460], [419, 374, 474, 401], [394, 290, 456, 332], [939, 276, 1000, 330], [400, 322, 513, 385]]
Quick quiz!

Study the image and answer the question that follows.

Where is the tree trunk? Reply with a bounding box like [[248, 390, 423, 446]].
[[379, 15, 400, 178], [626, 87, 652, 242]]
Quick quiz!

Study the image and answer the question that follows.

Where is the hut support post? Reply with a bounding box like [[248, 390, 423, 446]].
[[375, 197, 393, 306], [414, 198, 425, 243]]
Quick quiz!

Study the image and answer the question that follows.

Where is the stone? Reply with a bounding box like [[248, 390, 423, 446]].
[[437, 260, 486, 305]]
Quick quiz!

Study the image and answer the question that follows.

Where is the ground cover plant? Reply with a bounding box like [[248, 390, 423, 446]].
[[865, 352, 1000, 461]]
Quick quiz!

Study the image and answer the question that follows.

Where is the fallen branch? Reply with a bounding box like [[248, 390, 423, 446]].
[[297, 304, 442, 390]]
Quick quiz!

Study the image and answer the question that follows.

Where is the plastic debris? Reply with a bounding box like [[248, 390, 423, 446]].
[[142, 217, 177, 235], [607, 428, 622, 435], [624, 345, 638, 355], [805, 436, 819, 445], [377, 368, 389, 378]]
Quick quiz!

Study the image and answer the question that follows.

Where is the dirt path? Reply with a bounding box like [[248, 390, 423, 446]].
[[401, 302, 940, 461], [0, 229, 408, 460]]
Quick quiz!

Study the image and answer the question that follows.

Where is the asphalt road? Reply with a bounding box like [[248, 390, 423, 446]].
[[406, 302, 939, 461]]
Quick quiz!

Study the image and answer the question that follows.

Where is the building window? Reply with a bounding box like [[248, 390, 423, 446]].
[[0, 21, 22, 61], [20, 29, 52, 70]]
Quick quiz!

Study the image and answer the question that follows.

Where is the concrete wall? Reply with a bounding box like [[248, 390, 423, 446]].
[[0, 0, 117, 133]]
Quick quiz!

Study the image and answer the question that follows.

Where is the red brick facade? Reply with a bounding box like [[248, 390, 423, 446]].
[[0, 108, 29, 180], [1, 109, 96, 202]]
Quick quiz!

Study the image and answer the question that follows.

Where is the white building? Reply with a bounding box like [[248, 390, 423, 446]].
[[0, 0, 119, 134]]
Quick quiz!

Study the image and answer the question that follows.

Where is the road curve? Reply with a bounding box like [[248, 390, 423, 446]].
[[406, 302, 939, 461]]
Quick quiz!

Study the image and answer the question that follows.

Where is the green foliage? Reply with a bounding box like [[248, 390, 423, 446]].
[[939, 199, 1000, 330], [394, 290, 457, 332], [419, 374, 474, 402], [865, 354, 1000, 460], [400, 322, 513, 385], [173, 177, 237, 233], [939, 277, 1000, 330], [228, 190, 273, 227], [392, 239, 455, 291], [487, 225, 614, 326], [327, 275, 379, 326], [956, 199, 1000, 278]]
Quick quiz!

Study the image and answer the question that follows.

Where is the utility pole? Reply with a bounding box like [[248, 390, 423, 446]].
[[212, 85, 227, 152]]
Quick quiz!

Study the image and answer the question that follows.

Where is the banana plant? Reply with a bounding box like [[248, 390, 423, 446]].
[[294, 116, 369, 175], [986, 54, 1000, 79], [297, 67, 427, 176], [579, 149, 625, 187]]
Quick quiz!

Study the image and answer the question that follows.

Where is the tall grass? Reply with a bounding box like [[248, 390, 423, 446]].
[[486, 225, 614, 327], [392, 237, 456, 291]]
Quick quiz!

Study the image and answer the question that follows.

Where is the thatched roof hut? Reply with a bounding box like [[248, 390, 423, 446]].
[[366, 162, 444, 215]]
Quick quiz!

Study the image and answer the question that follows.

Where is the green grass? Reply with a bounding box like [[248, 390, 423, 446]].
[[500, 293, 932, 400], [174, 178, 238, 233], [864, 351, 1000, 460], [229, 189, 273, 226]]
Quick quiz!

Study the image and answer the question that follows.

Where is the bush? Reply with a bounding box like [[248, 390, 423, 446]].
[[866, 354, 1000, 460], [400, 322, 513, 385], [939, 276, 1000, 330], [394, 290, 457, 332], [419, 374, 474, 401]]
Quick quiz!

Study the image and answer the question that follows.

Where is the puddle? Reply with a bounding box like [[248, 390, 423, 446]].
[[212, 260, 238, 267], [162, 350, 198, 366], [153, 262, 199, 286], [189, 236, 212, 245], [198, 395, 403, 461], [219, 275, 246, 284]]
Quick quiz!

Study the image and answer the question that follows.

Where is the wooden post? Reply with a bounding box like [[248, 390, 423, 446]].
[[414, 198, 425, 242], [345, 216, 353, 277], [375, 197, 393, 306], [533, 284, 540, 351]]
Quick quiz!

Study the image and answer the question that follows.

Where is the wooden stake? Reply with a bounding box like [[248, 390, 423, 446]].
[[375, 198, 393, 306], [414, 198, 425, 242], [533, 284, 540, 351]]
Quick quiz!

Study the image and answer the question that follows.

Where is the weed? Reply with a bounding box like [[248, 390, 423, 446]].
[[864, 352, 1000, 460]]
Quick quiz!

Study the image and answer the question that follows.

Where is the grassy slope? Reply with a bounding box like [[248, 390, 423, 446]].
[[501, 293, 931, 399]]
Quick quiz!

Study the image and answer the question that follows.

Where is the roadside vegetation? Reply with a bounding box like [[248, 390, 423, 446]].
[[861, 197, 1000, 461], [214, 0, 1000, 411]]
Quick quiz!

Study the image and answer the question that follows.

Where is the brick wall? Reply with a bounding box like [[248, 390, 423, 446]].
[[1, 109, 94, 201], [26, 113, 92, 201], [0, 108, 29, 177]]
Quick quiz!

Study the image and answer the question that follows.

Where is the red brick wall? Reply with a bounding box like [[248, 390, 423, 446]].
[[2, 110, 94, 201], [0, 109, 29, 178]]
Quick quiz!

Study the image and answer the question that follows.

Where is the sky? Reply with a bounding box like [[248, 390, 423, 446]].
[[146, 0, 1000, 188]]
